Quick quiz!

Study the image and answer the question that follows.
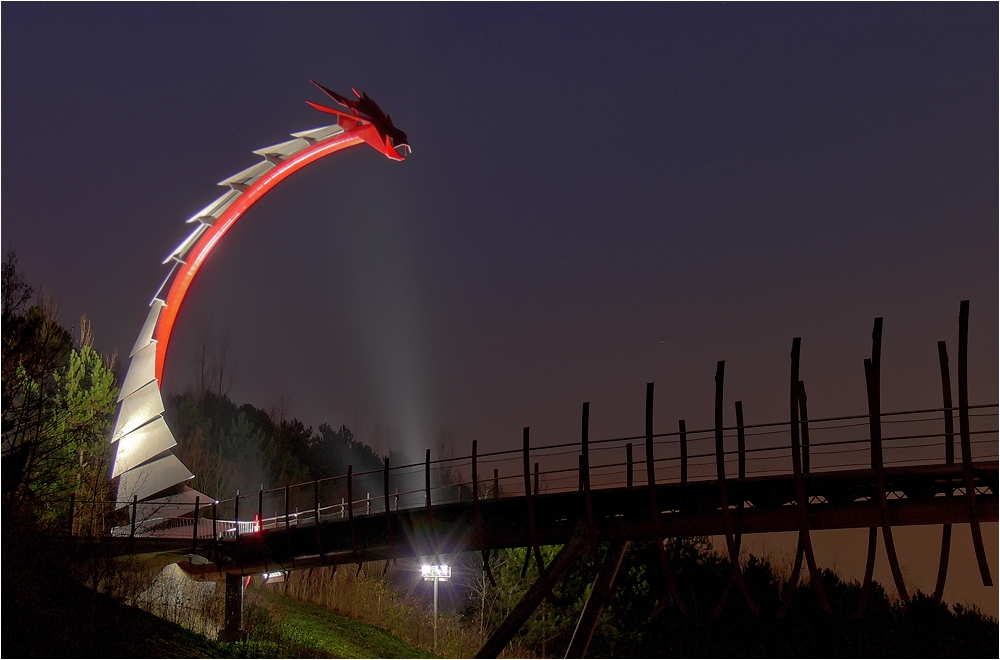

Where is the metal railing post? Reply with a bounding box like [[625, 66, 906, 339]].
[[130, 494, 137, 552], [192, 496, 200, 555], [626, 442, 633, 489], [314, 480, 320, 524], [234, 489, 240, 531], [679, 419, 688, 485]]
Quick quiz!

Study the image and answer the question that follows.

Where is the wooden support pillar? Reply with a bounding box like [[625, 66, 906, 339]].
[[472, 440, 496, 587], [711, 362, 758, 617], [314, 479, 321, 555], [734, 401, 746, 554], [778, 339, 830, 615], [475, 525, 589, 659], [257, 485, 263, 531], [130, 494, 137, 553], [425, 449, 432, 512], [933, 340, 955, 605], [348, 465, 357, 560], [581, 403, 597, 554], [523, 427, 545, 575], [856, 317, 909, 614], [493, 469, 499, 499], [626, 443, 633, 489], [869, 320, 909, 602], [284, 484, 290, 533], [565, 540, 630, 659], [646, 382, 686, 617], [191, 496, 200, 555], [798, 382, 811, 475], [958, 300, 993, 586], [384, 458, 394, 551], [679, 419, 688, 486]]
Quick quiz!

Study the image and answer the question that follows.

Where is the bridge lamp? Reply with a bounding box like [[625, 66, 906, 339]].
[[261, 570, 287, 584], [421, 564, 450, 652]]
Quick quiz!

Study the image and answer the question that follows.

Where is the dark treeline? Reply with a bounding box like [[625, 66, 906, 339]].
[[167, 390, 439, 511], [460, 539, 998, 658]]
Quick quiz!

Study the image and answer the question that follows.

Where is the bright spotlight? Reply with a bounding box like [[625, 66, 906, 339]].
[[421, 563, 450, 652], [421, 564, 451, 581]]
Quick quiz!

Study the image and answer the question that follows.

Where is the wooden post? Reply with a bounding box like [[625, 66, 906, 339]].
[[258, 485, 264, 531], [565, 540, 631, 658], [314, 480, 320, 524], [734, 401, 746, 554], [475, 527, 589, 659], [234, 488, 240, 526], [780, 338, 830, 615], [856, 318, 910, 611], [626, 442, 633, 489], [735, 401, 746, 480], [425, 449, 433, 514], [284, 484, 290, 533], [712, 362, 758, 616], [933, 340, 955, 604], [130, 494, 138, 552], [493, 469, 499, 499], [524, 427, 545, 573], [212, 500, 218, 544], [192, 496, 200, 555], [679, 419, 688, 485], [384, 457, 394, 549], [474, 440, 495, 587], [958, 300, 993, 586], [581, 402, 598, 554], [797, 384, 811, 475], [472, 441, 479, 502], [348, 465, 358, 559], [384, 458, 391, 513], [646, 381, 686, 617]]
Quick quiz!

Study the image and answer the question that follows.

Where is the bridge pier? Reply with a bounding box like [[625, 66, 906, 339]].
[[217, 572, 247, 643], [476, 524, 589, 659], [565, 539, 630, 658]]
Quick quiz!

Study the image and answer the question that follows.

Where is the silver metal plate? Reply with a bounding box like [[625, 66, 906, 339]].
[[112, 416, 177, 478]]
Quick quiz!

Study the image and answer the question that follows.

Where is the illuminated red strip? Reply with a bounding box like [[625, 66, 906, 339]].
[[153, 127, 377, 382]]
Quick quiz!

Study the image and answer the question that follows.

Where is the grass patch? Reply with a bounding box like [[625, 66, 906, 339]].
[[243, 589, 436, 659]]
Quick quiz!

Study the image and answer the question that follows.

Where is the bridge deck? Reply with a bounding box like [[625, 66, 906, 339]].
[[115, 461, 998, 579]]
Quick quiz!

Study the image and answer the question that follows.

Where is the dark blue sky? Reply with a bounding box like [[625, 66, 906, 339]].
[[4, 4, 996, 455]]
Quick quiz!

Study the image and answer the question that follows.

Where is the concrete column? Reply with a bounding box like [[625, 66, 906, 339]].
[[218, 573, 247, 642]]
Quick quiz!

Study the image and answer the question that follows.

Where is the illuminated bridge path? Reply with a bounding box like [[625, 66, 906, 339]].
[[123, 403, 998, 576]]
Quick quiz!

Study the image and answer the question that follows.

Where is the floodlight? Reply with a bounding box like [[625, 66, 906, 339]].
[[421, 564, 451, 581]]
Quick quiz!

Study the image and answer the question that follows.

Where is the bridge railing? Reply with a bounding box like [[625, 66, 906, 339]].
[[54, 402, 997, 543]]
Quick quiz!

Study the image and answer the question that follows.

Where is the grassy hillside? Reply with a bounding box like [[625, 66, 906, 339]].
[[2, 567, 228, 659], [244, 589, 436, 659]]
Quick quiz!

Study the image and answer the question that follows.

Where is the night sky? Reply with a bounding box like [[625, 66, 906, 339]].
[[3, 5, 997, 613]]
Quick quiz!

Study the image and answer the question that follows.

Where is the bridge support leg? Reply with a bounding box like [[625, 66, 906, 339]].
[[475, 525, 589, 659], [218, 572, 247, 643], [565, 540, 629, 659]]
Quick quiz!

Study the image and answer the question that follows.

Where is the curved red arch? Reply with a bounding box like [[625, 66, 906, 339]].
[[153, 122, 387, 382]]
